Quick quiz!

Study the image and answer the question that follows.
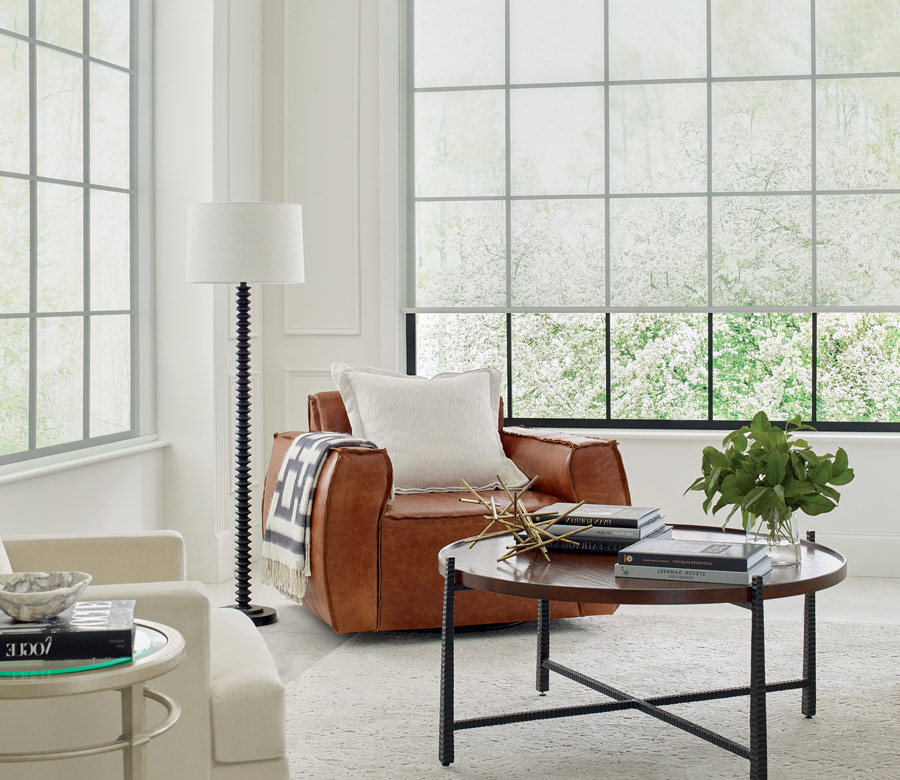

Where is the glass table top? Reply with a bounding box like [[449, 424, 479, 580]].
[[0, 623, 167, 678]]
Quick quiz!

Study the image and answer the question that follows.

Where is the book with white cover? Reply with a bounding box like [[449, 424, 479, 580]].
[[539, 503, 661, 528], [546, 516, 667, 540]]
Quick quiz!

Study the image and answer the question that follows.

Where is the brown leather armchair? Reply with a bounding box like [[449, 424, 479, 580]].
[[262, 391, 632, 633]]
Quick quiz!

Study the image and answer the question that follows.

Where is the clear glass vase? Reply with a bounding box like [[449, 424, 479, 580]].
[[745, 509, 801, 566]]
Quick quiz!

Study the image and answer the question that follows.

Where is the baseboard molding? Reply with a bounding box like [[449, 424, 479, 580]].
[[814, 531, 900, 578]]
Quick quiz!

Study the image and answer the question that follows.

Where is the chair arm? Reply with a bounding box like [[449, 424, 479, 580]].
[[261, 431, 304, 531], [309, 446, 392, 632], [82, 580, 213, 780], [262, 432, 393, 632], [501, 427, 632, 504], [85, 580, 211, 681], [3, 531, 186, 584]]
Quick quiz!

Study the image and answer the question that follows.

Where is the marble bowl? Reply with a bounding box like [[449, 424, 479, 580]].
[[0, 571, 93, 622]]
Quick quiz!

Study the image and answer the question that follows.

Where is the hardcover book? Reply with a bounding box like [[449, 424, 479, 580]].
[[618, 538, 768, 572], [545, 526, 673, 555], [614, 556, 773, 585], [0, 600, 136, 662], [547, 516, 667, 541], [540, 502, 661, 529]]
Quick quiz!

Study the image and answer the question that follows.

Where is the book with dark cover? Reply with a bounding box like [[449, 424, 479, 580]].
[[0, 600, 136, 662], [539, 502, 661, 529], [545, 526, 673, 555], [618, 538, 768, 572], [614, 556, 772, 585], [547, 516, 667, 541]]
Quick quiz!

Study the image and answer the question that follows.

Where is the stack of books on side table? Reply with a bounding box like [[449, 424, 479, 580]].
[[540, 503, 673, 554], [0, 600, 136, 668], [615, 538, 771, 584]]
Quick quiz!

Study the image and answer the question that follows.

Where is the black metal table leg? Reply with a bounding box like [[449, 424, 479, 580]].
[[802, 530, 817, 718], [536, 600, 550, 695], [749, 575, 768, 780], [439, 559, 456, 767]]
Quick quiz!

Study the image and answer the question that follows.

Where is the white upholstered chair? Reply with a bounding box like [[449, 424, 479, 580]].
[[0, 531, 288, 780]]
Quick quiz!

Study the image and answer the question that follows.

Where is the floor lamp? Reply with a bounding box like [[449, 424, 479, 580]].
[[186, 202, 304, 627]]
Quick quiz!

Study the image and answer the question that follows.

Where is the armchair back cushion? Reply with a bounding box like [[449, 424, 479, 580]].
[[308, 390, 352, 433]]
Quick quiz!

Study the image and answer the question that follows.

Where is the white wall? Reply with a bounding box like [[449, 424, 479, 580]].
[[262, 0, 388, 438], [153, 0, 221, 581], [259, 0, 899, 577], [0, 449, 164, 536]]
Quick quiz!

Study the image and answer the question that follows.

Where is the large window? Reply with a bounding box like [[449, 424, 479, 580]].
[[0, 0, 137, 463], [406, 0, 900, 429]]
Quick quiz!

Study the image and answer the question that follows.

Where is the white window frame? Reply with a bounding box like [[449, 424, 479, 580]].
[[0, 0, 155, 470]]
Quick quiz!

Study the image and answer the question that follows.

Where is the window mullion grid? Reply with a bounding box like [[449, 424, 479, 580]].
[[603, 0, 611, 420], [402, 4, 900, 430], [83, 0, 91, 441], [504, 0, 512, 417], [27, 0, 36, 452], [810, 0, 818, 423], [706, 0, 713, 421]]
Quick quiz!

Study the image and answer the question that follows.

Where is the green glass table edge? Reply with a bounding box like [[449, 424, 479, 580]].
[[0, 624, 166, 678]]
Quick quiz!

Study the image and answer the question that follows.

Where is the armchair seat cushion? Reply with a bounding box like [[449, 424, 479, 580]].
[[210, 608, 286, 764], [383, 489, 558, 522]]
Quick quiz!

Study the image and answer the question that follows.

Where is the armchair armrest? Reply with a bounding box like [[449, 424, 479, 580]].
[[83, 580, 213, 780], [263, 432, 393, 632], [501, 427, 631, 505], [86, 580, 211, 661], [3, 531, 186, 584]]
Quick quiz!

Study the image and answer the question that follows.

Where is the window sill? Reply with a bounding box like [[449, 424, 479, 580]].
[[0, 436, 171, 486], [553, 427, 900, 444]]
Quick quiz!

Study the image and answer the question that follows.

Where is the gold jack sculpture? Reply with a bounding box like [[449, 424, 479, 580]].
[[460, 475, 588, 562]]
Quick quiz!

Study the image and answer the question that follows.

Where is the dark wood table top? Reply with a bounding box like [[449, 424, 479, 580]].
[[438, 524, 847, 606]]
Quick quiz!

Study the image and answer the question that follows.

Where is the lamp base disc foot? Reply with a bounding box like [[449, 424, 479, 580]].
[[227, 603, 278, 627]]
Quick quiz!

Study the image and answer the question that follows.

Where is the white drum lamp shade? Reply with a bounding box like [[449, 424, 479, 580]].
[[186, 201, 304, 284]]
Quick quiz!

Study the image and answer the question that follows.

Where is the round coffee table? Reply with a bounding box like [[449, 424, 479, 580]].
[[0, 618, 185, 780], [437, 525, 846, 779]]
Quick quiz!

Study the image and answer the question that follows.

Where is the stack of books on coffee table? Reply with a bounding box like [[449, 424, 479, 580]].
[[541, 503, 672, 554], [614, 538, 771, 584]]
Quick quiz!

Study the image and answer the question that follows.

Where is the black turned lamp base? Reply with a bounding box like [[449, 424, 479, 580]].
[[228, 603, 278, 627]]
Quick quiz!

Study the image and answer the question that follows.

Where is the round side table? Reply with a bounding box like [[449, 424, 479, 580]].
[[0, 618, 185, 780]]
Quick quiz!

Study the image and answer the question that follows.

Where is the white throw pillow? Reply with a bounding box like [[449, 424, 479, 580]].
[[0, 537, 12, 575], [331, 364, 526, 494]]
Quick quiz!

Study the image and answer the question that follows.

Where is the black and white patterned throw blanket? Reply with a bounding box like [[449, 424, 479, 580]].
[[261, 432, 377, 601]]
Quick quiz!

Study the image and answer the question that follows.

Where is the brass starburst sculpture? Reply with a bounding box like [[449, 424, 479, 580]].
[[460, 475, 588, 562]]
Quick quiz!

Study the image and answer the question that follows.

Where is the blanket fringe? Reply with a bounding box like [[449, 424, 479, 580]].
[[260, 556, 308, 603]]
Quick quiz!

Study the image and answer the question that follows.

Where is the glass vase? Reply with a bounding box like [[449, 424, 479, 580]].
[[745, 509, 801, 566]]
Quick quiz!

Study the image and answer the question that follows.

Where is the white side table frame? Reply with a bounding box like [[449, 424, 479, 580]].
[[0, 619, 185, 780]]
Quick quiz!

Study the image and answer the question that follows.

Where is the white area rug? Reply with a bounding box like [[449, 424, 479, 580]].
[[285, 615, 900, 779]]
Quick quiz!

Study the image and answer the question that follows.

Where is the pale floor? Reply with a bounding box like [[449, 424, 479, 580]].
[[206, 574, 900, 688]]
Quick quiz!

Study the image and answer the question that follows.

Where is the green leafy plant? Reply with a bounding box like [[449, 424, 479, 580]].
[[685, 411, 854, 540]]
